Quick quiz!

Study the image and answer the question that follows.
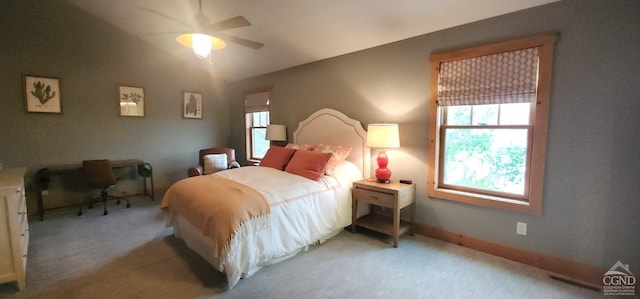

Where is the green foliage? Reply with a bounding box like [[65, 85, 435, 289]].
[[443, 128, 526, 195]]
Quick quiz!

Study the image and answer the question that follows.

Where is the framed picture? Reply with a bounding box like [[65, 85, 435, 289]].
[[119, 86, 145, 117], [24, 75, 62, 113], [183, 91, 202, 119]]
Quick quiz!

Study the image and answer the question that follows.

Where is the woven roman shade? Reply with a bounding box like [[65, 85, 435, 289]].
[[244, 91, 270, 113], [437, 47, 540, 106]]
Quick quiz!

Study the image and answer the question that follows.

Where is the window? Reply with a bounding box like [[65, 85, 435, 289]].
[[427, 34, 557, 215], [244, 88, 272, 162], [246, 111, 270, 160]]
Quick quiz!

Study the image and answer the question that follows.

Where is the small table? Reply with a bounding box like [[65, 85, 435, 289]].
[[351, 179, 416, 248]]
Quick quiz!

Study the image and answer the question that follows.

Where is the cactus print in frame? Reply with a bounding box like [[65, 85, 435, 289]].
[[24, 75, 62, 113]]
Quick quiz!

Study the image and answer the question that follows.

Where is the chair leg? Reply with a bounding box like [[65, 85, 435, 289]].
[[77, 206, 83, 216], [126, 198, 131, 208], [101, 189, 108, 216]]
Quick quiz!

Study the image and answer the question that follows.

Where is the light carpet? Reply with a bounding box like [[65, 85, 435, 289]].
[[0, 197, 601, 299]]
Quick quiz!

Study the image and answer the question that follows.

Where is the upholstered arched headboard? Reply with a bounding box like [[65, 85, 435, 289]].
[[293, 108, 370, 178]]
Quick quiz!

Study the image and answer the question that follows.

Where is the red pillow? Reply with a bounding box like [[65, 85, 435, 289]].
[[285, 149, 333, 181], [259, 146, 297, 170]]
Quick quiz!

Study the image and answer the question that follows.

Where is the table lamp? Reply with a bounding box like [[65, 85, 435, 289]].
[[366, 123, 400, 183], [266, 124, 287, 146]]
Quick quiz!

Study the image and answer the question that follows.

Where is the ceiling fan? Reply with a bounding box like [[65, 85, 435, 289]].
[[140, 0, 264, 59]]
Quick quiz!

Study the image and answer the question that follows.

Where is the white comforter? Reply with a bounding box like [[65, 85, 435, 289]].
[[168, 163, 362, 289]]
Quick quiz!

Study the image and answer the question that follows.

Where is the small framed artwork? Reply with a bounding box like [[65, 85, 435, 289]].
[[24, 75, 62, 113], [183, 91, 202, 119], [119, 86, 145, 117]]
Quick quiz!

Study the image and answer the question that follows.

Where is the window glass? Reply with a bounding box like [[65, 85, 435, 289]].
[[443, 128, 528, 196], [252, 111, 269, 127], [472, 104, 499, 125], [446, 106, 471, 125], [251, 127, 269, 159]]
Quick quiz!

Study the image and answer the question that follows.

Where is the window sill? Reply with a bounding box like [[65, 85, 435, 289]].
[[428, 187, 541, 216], [246, 160, 260, 166]]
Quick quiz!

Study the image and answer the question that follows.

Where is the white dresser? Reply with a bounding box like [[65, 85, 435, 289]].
[[0, 167, 28, 290]]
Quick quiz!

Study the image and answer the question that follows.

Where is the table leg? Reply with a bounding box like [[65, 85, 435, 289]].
[[351, 198, 357, 233], [393, 199, 400, 248], [146, 163, 154, 200], [409, 202, 416, 236]]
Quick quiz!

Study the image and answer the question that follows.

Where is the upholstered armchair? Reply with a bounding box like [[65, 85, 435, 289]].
[[187, 147, 241, 177]]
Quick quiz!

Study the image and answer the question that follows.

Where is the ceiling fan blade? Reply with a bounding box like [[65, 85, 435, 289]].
[[210, 16, 251, 31], [215, 32, 264, 49], [138, 6, 192, 28], [141, 31, 184, 36]]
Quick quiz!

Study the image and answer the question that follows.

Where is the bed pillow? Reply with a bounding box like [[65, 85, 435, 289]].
[[285, 149, 333, 181], [203, 153, 228, 174], [331, 160, 364, 183], [285, 143, 315, 151], [312, 144, 352, 175], [259, 146, 297, 170]]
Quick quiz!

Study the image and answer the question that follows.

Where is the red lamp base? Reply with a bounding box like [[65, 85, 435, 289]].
[[375, 149, 392, 184]]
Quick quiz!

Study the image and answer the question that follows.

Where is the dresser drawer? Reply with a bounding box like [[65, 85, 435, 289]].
[[352, 187, 395, 208]]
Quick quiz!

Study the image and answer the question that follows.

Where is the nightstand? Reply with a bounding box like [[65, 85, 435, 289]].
[[351, 179, 416, 248]]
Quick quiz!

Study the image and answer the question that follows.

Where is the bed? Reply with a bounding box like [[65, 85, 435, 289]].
[[161, 108, 370, 289]]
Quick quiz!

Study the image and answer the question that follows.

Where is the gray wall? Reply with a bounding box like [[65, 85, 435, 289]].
[[1, 0, 230, 211], [225, 0, 640, 271]]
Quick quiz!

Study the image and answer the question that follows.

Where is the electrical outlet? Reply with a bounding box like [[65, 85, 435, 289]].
[[516, 222, 527, 236]]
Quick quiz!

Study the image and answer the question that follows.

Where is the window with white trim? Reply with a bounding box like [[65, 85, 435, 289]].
[[244, 89, 271, 162], [427, 34, 557, 215]]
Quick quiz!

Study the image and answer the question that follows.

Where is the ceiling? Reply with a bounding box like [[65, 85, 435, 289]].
[[65, 0, 558, 82]]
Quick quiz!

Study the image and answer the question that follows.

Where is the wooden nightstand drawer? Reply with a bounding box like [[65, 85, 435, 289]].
[[352, 187, 394, 208]]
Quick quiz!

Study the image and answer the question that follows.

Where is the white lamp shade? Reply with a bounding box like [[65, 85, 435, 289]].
[[366, 123, 400, 148], [266, 124, 287, 141]]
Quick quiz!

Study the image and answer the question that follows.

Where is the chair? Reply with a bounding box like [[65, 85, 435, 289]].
[[80, 159, 129, 216], [188, 147, 241, 177]]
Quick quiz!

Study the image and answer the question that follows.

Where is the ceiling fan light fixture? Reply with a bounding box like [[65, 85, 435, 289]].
[[192, 34, 212, 58], [176, 33, 226, 59]]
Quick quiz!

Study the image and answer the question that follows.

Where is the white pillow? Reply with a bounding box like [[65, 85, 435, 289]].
[[203, 153, 228, 174], [331, 160, 363, 183]]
